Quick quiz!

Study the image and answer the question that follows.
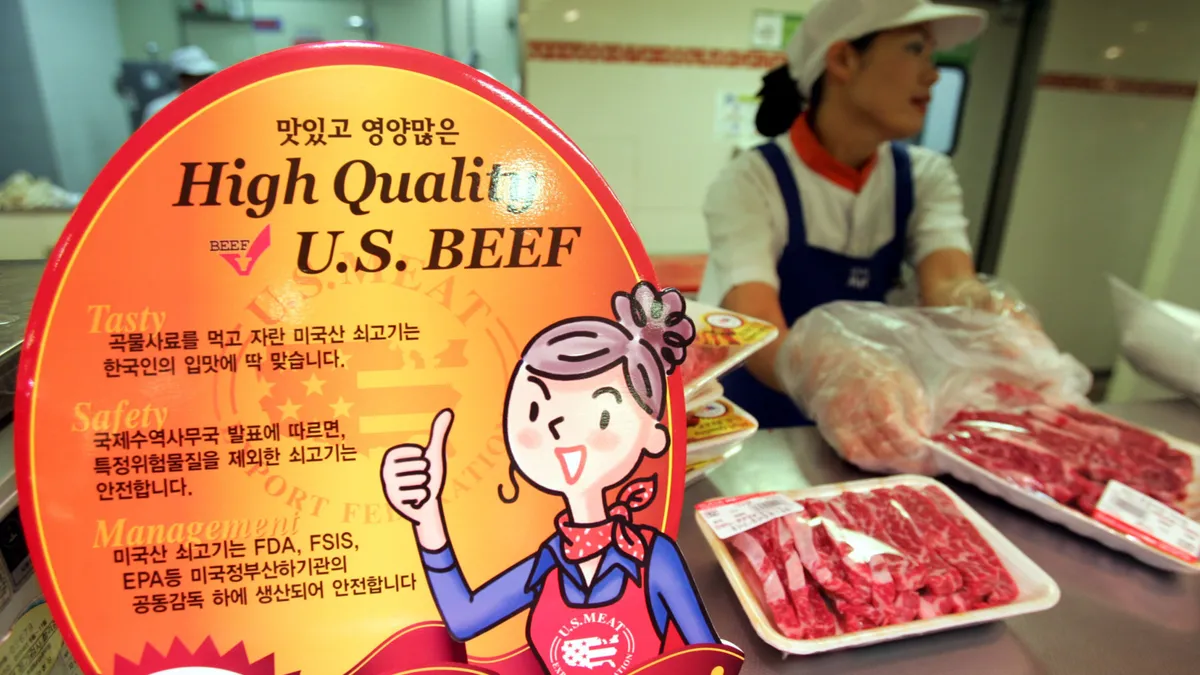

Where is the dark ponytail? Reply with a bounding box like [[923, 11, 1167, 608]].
[[754, 32, 880, 138], [755, 65, 805, 137]]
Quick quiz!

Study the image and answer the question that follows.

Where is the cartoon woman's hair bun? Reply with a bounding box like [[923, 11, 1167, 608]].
[[612, 281, 696, 376]]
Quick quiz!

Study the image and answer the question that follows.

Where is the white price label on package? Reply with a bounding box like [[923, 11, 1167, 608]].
[[697, 493, 804, 540], [1093, 481, 1200, 563]]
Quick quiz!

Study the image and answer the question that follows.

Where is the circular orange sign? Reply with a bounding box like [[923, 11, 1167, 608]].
[[17, 44, 699, 675]]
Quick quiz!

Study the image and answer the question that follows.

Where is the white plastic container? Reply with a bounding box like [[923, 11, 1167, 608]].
[[686, 398, 759, 465], [696, 475, 1061, 655], [686, 379, 724, 412], [685, 442, 745, 486], [933, 435, 1200, 574], [1110, 275, 1200, 399], [682, 301, 778, 399]]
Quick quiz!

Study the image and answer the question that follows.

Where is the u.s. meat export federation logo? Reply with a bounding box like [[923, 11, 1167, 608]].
[[549, 612, 636, 674]]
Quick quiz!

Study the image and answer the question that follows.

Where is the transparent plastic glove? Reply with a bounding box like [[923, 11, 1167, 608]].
[[942, 275, 1041, 333], [779, 332, 936, 475], [773, 301, 1091, 475]]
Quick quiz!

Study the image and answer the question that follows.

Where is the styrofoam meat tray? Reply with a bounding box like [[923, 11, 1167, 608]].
[[683, 301, 779, 400], [696, 475, 1061, 655], [686, 398, 759, 465], [686, 379, 724, 412], [685, 442, 745, 486], [932, 431, 1200, 574]]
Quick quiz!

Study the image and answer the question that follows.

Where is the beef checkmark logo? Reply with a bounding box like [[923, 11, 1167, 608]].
[[219, 225, 272, 276]]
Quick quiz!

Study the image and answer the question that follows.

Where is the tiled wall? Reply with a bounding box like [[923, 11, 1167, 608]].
[[522, 0, 1019, 255], [523, 0, 817, 255]]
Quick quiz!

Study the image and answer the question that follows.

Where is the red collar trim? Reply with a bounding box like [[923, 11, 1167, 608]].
[[789, 113, 878, 193]]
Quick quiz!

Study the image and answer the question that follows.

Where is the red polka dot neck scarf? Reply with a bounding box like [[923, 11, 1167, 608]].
[[556, 477, 657, 563]]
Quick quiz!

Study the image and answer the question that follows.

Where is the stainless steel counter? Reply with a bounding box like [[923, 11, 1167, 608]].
[[0, 260, 41, 360], [0, 261, 43, 417], [679, 399, 1200, 675]]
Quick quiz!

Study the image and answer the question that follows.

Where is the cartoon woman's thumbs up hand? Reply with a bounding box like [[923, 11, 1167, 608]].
[[381, 409, 454, 549]]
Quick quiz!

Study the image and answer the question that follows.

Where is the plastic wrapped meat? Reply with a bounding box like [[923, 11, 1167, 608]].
[[680, 343, 730, 388], [725, 487, 1020, 638], [936, 384, 1198, 518], [680, 301, 779, 398]]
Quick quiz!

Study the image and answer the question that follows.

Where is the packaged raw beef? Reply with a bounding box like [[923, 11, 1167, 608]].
[[684, 398, 756, 485], [687, 398, 758, 464], [932, 382, 1200, 571], [681, 301, 779, 399], [696, 477, 1059, 655], [771, 300, 1200, 571]]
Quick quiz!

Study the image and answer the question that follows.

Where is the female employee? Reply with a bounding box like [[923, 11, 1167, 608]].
[[701, 0, 995, 429]]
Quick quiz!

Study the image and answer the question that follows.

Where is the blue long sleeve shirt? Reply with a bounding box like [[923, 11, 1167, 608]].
[[419, 531, 718, 646]]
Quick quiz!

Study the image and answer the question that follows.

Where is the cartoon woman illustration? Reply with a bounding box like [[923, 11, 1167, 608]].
[[381, 281, 719, 674]]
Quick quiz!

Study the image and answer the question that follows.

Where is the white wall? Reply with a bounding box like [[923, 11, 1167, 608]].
[[113, 0, 520, 92], [523, 0, 1020, 256], [18, 0, 129, 192], [374, 0, 447, 56], [0, 0, 58, 183], [115, 0, 180, 59], [951, 0, 1020, 250], [1108, 96, 1200, 402], [116, 0, 373, 66], [524, 0, 814, 254], [995, 0, 1200, 370]]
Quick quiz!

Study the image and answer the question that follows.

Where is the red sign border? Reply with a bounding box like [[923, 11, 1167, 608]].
[[15, 41, 684, 674]]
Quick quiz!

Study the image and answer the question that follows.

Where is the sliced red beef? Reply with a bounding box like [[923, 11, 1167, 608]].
[[918, 593, 970, 619], [952, 409, 1036, 430], [680, 344, 731, 386], [792, 501, 873, 606], [723, 487, 1021, 638], [936, 427, 1083, 505], [862, 491, 949, 595], [889, 486, 1006, 608], [824, 492, 931, 624], [920, 487, 1019, 606], [1058, 406, 1194, 498], [871, 488, 970, 598], [819, 497, 900, 626], [727, 530, 804, 639], [770, 518, 839, 639]]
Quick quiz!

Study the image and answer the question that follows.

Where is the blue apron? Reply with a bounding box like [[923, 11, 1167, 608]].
[[721, 141, 914, 429]]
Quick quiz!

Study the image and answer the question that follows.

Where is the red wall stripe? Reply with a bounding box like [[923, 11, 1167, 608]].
[[1038, 72, 1197, 100], [526, 40, 785, 69], [526, 40, 1198, 101]]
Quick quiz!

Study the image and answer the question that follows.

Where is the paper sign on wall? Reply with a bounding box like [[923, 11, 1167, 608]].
[[751, 10, 805, 50], [715, 91, 763, 147], [16, 43, 743, 675]]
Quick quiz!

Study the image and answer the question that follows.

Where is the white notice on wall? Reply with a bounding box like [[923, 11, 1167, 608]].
[[715, 91, 761, 145], [751, 12, 785, 49]]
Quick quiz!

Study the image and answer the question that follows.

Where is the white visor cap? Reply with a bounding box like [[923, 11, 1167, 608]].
[[786, 0, 987, 97], [171, 45, 220, 77]]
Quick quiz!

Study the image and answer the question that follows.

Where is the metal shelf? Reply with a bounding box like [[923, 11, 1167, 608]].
[[178, 10, 254, 24]]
